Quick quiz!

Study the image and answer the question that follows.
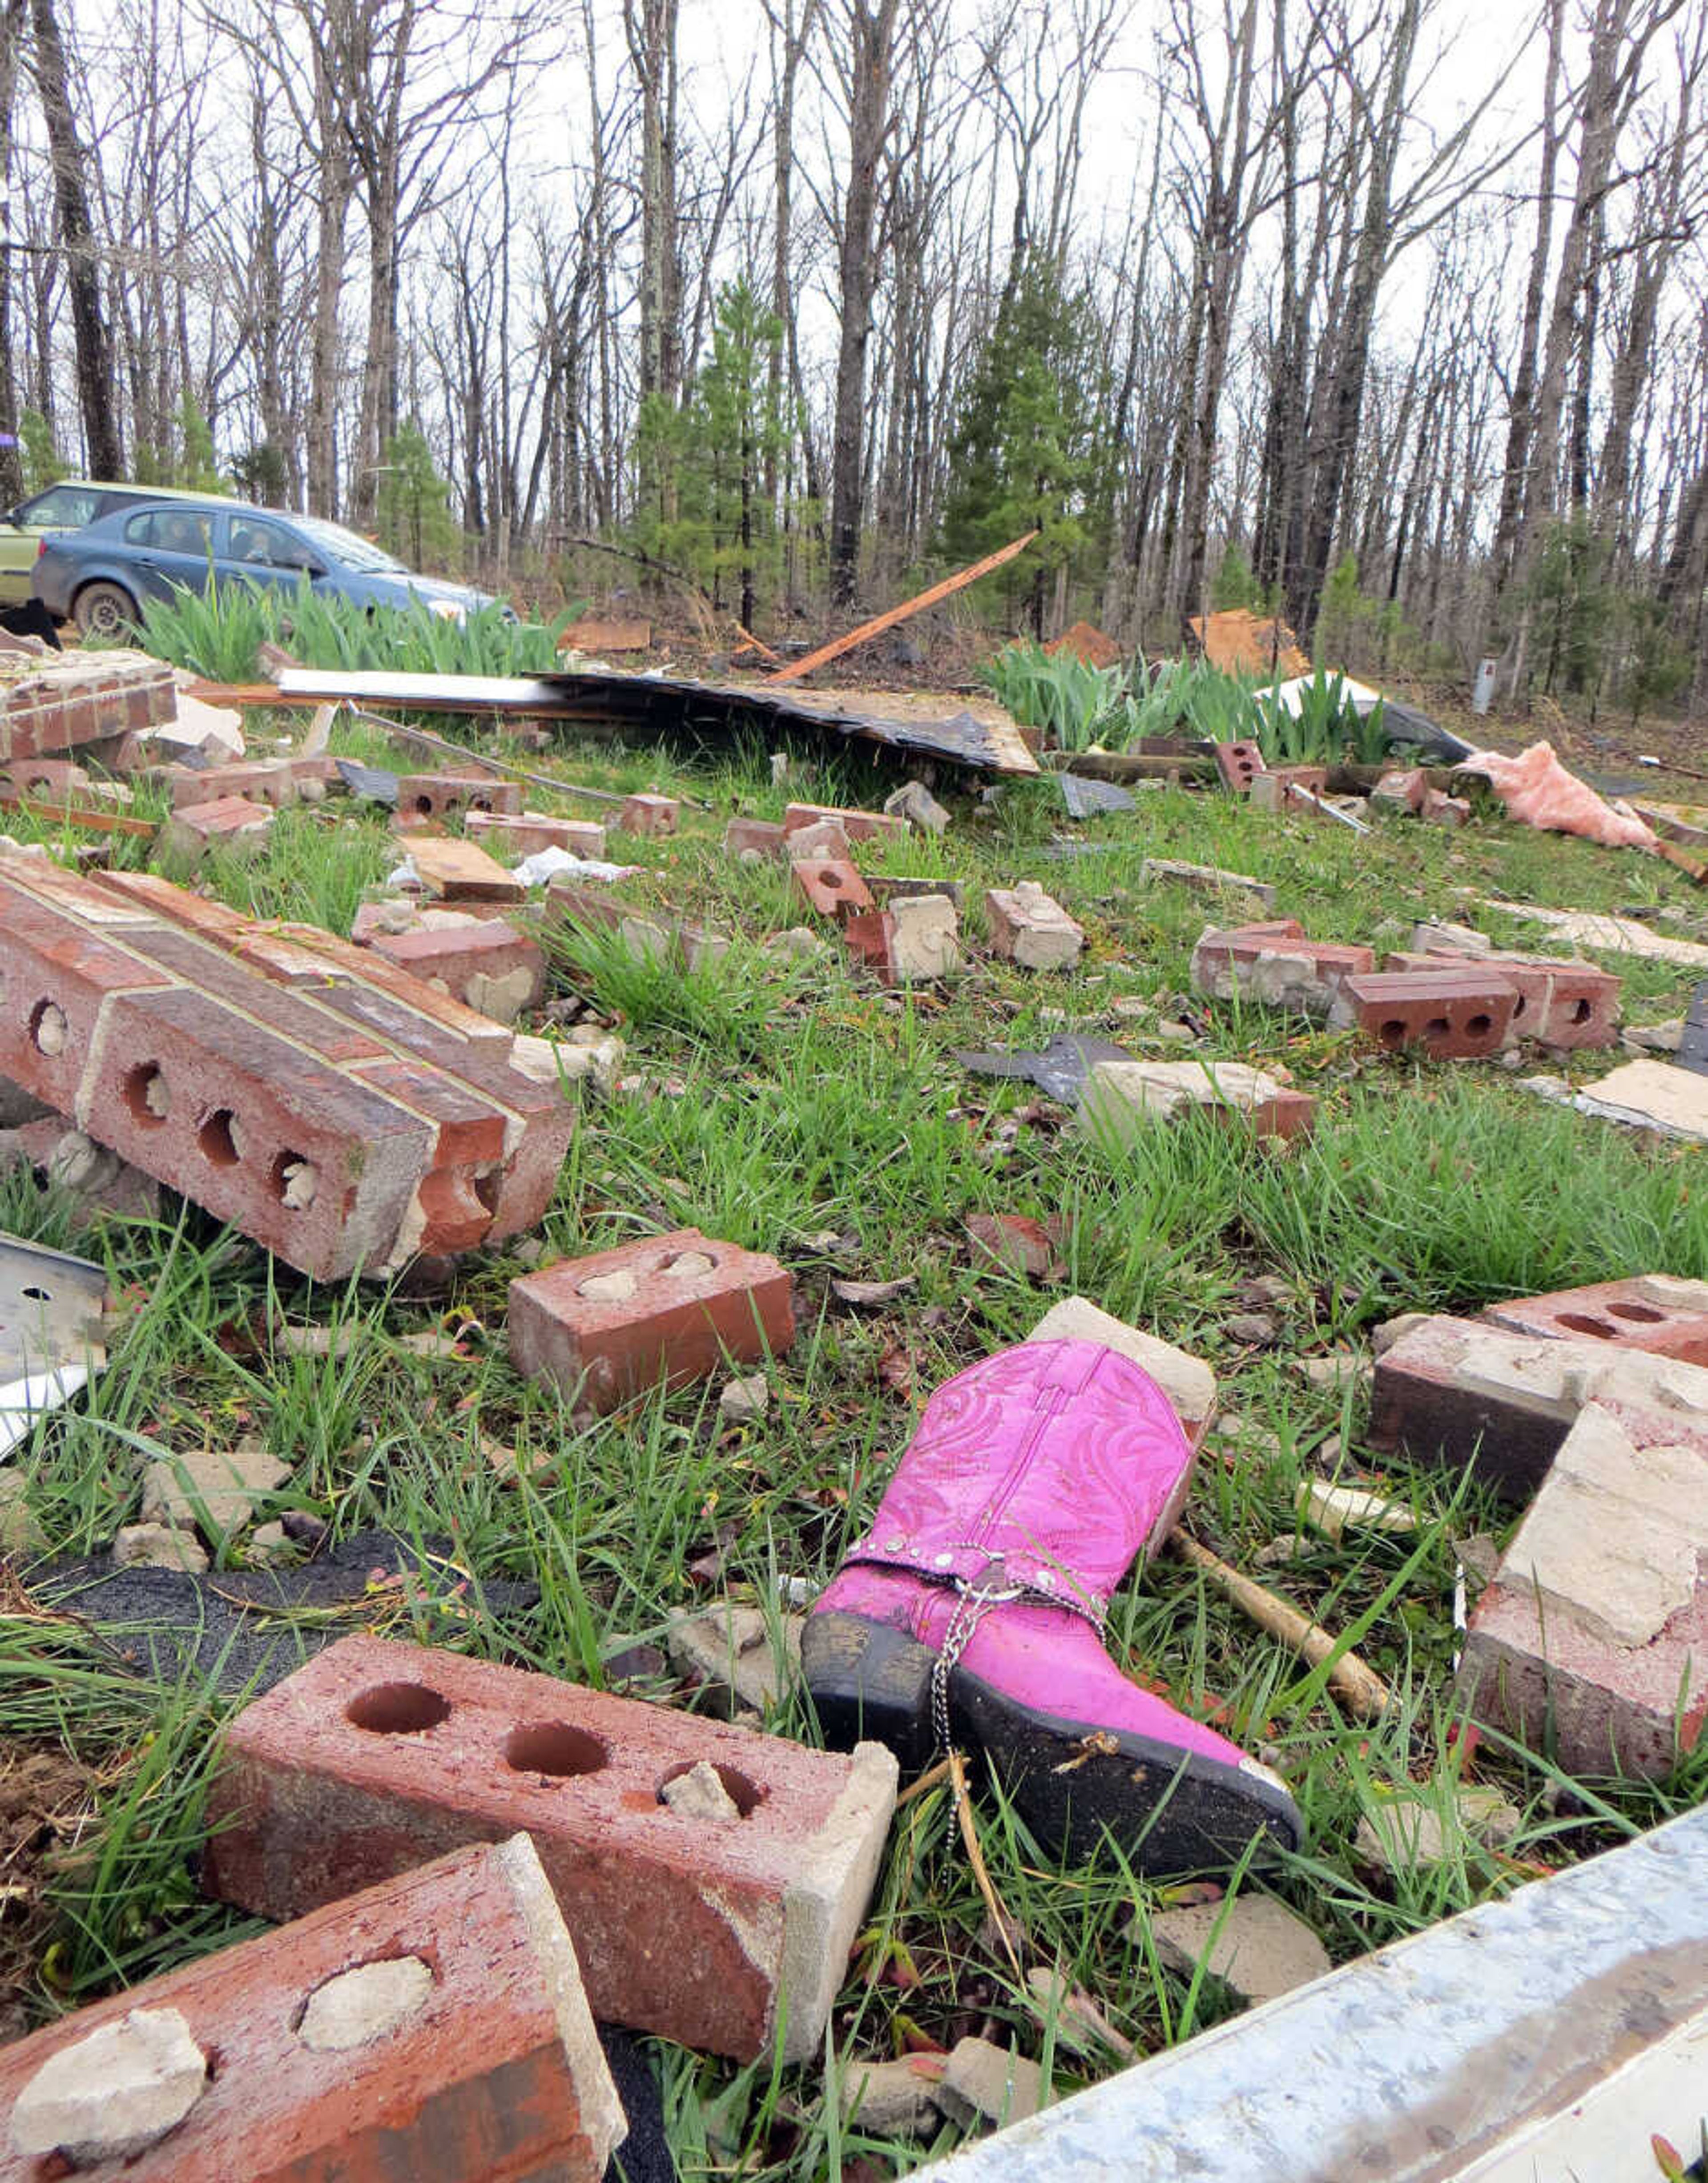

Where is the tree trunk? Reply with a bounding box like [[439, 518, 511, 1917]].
[[828, 0, 900, 608]]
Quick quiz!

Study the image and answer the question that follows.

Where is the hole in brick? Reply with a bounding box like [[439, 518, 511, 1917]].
[[123, 1062, 170, 1126], [270, 1151, 319, 1211], [414, 795, 434, 815], [470, 795, 493, 812], [1511, 995, 1527, 1018], [346, 1682, 452, 1735], [1424, 1017, 1450, 1040], [29, 1000, 67, 1057], [20, 1286, 49, 1301], [657, 1759, 763, 1817], [1465, 1013, 1493, 1037], [1607, 1302, 1666, 1323], [503, 1721, 608, 1777], [1570, 997, 1592, 1022], [473, 1168, 503, 1218], [1378, 1018, 1410, 1049], [198, 1108, 244, 1166], [1557, 1312, 1617, 1337]]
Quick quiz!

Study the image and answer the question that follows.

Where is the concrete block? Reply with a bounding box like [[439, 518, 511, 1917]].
[[508, 1227, 794, 1412], [1339, 968, 1519, 1059], [1481, 1275, 1708, 1363], [200, 1633, 899, 2063], [1080, 1058, 1315, 1146], [1367, 1313, 1708, 1500], [395, 772, 523, 822], [1456, 1400, 1708, 1777], [1026, 1295, 1216, 1448], [791, 855, 874, 920], [0, 1835, 624, 2181], [783, 801, 906, 843], [984, 882, 1084, 970], [466, 811, 606, 861], [1140, 858, 1276, 911], [618, 793, 678, 835], [920, 1805, 1708, 2183]]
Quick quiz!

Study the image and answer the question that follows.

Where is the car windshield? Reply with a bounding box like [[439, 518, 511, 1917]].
[[291, 516, 408, 574]]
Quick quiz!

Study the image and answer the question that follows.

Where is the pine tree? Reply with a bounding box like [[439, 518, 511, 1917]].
[[375, 423, 461, 570], [19, 411, 67, 492], [939, 260, 1111, 637]]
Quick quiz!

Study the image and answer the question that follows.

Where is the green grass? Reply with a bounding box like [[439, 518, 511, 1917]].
[[1, 715, 1704, 2170]]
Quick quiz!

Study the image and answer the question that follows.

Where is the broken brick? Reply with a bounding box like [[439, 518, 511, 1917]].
[[545, 882, 728, 971], [1213, 741, 1266, 795], [0, 1835, 624, 2181], [161, 795, 274, 861], [1457, 1400, 1708, 1778], [1249, 764, 1329, 815], [1481, 1275, 1708, 1364], [0, 649, 175, 765], [508, 1227, 793, 1412], [782, 801, 906, 843], [984, 882, 1084, 970], [1367, 1313, 1708, 1500], [1339, 969, 1518, 1060], [200, 1633, 898, 2062], [791, 856, 874, 921], [1191, 921, 1374, 1017], [159, 757, 340, 809], [396, 773, 523, 823], [363, 920, 546, 1025], [465, 810, 606, 861], [618, 793, 678, 835], [724, 817, 789, 862], [1080, 1058, 1315, 1146]]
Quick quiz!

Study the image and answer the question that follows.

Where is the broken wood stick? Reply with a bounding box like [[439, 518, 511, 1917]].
[[766, 529, 1039, 686], [0, 795, 155, 838], [1170, 1532, 1392, 1720]]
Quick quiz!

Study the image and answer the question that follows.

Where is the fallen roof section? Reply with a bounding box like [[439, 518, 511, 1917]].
[[274, 668, 1040, 777]]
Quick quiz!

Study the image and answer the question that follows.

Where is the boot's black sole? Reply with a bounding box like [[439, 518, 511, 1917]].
[[803, 1612, 1303, 1872]]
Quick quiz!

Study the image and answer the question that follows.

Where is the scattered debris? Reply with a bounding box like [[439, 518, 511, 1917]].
[[840, 2053, 945, 2136], [934, 2038, 1046, 2131], [985, 882, 1085, 970], [883, 780, 951, 834], [718, 1372, 770, 1423], [1354, 1783, 1520, 1872], [767, 528, 1039, 686], [659, 1758, 745, 1825], [1170, 1533, 1392, 1719], [1297, 1479, 1417, 1541], [1147, 1893, 1332, 2005], [8, 2005, 207, 2167], [954, 1033, 1129, 1106], [1080, 1057, 1316, 1144], [1458, 742, 1658, 851], [1141, 857, 1276, 910], [139, 1442, 291, 1544]]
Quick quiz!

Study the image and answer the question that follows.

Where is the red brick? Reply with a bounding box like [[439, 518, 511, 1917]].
[[1191, 921, 1374, 1015], [790, 855, 874, 920], [1482, 1276, 1708, 1363], [509, 1227, 793, 1412], [1341, 968, 1518, 1058], [840, 909, 898, 980], [365, 920, 545, 1021], [1394, 944, 1619, 1050], [0, 758, 89, 798], [724, 817, 789, 860], [0, 878, 177, 1115], [1248, 764, 1329, 815], [544, 881, 728, 972], [0, 1836, 624, 2182], [618, 792, 678, 835], [163, 757, 340, 809], [161, 795, 275, 857], [1213, 740, 1266, 794], [1456, 1399, 1708, 1778], [0, 653, 174, 764], [782, 801, 906, 843], [397, 772, 523, 822], [465, 810, 606, 860], [201, 1634, 898, 2063]]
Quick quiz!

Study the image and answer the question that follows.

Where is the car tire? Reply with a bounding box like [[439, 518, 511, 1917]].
[[73, 581, 140, 640]]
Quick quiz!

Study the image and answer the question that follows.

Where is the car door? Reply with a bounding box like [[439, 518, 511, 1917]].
[[221, 513, 319, 600], [0, 484, 108, 604], [120, 507, 220, 605]]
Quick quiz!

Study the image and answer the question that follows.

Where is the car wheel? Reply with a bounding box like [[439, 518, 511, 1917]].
[[73, 581, 141, 640]]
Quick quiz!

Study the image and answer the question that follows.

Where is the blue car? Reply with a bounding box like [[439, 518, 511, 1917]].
[[30, 496, 501, 638]]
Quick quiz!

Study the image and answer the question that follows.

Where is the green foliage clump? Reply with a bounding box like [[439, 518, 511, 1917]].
[[940, 258, 1112, 635], [229, 441, 289, 507], [19, 410, 67, 492], [376, 422, 462, 573], [1210, 544, 1268, 613], [1254, 666, 1388, 766]]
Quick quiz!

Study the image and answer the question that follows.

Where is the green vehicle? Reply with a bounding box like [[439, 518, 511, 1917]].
[[0, 480, 229, 608]]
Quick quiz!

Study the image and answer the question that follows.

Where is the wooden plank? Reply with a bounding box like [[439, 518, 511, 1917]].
[[0, 795, 155, 838], [766, 530, 1039, 686], [406, 834, 525, 903]]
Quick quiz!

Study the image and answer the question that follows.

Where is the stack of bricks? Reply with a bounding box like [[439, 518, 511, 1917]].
[[782, 801, 907, 844], [153, 756, 341, 809], [396, 772, 523, 823], [1384, 940, 1619, 1050], [0, 647, 174, 767], [465, 810, 607, 861], [0, 855, 572, 1278], [1369, 1300, 1708, 1776]]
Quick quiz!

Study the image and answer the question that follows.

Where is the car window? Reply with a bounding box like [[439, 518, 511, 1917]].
[[19, 485, 105, 529], [294, 514, 407, 573], [125, 509, 216, 554], [227, 515, 314, 570]]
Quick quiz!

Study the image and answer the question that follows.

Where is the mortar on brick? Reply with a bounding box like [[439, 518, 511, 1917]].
[[8, 2008, 207, 2167], [297, 1957, 434, 2052]]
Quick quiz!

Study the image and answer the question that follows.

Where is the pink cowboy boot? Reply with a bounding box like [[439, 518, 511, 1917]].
[[802, 1339, 1302, 1870]]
